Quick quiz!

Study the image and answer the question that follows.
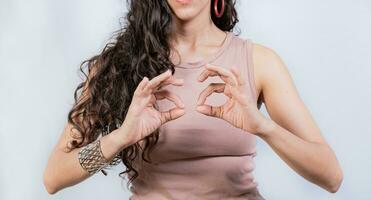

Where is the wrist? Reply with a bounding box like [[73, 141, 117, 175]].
[[255, 117, 276, 139], [109, 127, 135, 151]]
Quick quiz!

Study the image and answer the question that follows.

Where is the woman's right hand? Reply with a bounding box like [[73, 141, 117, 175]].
[[117, 69, 185, 145]]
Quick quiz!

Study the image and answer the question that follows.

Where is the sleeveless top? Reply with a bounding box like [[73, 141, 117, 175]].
[[128, 32, 265, 200]]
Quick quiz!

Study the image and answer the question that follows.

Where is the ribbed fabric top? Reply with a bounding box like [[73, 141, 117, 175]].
[[128, 32, 265, 200]]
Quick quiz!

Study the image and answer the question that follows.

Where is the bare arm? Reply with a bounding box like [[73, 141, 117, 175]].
[[43, 64, 135, 194], [43, 123, 133, 194], [43, 68, 185, 195], [252, 43, 343, 193]]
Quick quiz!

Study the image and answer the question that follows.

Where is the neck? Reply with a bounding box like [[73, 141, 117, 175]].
[[169, 6, 220, 48]]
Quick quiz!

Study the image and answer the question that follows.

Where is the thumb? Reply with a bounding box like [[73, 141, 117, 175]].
[[196, 104, 223, 118], [160, 107, 185, 124]]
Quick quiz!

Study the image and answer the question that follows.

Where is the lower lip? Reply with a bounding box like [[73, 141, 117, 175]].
[[175, 0, 192, 4]]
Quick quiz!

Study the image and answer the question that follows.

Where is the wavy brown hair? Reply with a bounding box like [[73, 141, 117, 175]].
[[66, 0, 239, 189]]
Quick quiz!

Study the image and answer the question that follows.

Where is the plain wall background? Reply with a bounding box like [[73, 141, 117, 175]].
[[1, 0, 370, 199]]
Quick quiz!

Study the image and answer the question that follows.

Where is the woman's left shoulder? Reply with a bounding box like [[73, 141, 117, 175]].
[[232, 35, 286, 70], [251, 42, 287, 73], [246, 40, 291, 104]]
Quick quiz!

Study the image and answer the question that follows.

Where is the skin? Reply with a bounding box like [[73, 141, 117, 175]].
[[43, 0, 343, 195], [167, 0, 343, 193]]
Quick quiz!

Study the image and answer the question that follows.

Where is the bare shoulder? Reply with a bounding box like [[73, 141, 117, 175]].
[[251, 42, 326, 143], [251, 42, 291, 104]]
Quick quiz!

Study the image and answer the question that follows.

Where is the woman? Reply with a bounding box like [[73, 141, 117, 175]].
[[43, 0, 343, 199]]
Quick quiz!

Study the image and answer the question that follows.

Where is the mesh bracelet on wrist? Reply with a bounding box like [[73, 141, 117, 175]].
[[77, 139, 121, 176]]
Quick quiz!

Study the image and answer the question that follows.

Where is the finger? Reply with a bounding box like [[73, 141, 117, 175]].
[[196, 83, 225, 105], [160, 107, 185, 124], [198, 64, 238, 86], [197, 70, 219, 82], [196, 104, 223, 119], [229, 67, 245, 86], [144, 69, 172, 92], [154, 90, 185, 108], [198, 69, 235, 86], [205, 64, 238, 86], [157, 76, 184, 89], [134, 76, 149, 96], [148, 94, 157, 105]]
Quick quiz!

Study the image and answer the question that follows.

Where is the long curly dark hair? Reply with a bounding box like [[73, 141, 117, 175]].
[[66, 0, 239, 189]]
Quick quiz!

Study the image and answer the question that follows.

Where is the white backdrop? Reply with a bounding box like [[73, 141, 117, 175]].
[[0, 0, 370, 199]]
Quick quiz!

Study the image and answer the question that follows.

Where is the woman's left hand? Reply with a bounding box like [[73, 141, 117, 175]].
[[196, 64, 269, 136]]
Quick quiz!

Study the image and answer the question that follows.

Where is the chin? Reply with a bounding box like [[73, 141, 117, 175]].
[[167, 0, 210, 21]]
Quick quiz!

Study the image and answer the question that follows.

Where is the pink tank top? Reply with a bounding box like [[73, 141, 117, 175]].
[[128, 32, 265, 200]]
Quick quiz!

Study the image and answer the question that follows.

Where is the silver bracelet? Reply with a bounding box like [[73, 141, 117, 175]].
[[78, 123, 122, 175], [78, 139, 121, 175]]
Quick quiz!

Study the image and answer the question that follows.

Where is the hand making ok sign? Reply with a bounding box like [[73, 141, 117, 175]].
[[195, 64, 267, 135]]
